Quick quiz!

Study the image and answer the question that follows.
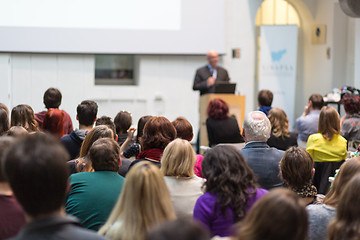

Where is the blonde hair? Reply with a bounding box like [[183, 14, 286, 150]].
[[268, 108, 290, 138], [318, 106, 340, 141], [160, 139, 196, 177], [98, 162, 176, 240]]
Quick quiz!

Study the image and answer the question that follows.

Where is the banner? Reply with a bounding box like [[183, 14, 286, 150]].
[[259, 25, 298, 127]]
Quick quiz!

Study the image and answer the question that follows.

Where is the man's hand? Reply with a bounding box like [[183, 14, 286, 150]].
[[207, 77, 215, 87], [303, 105, 310, 116]]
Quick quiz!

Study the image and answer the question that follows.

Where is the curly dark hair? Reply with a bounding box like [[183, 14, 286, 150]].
[[342, 94, 360, 114], [141, 117, 176, 151], [207, 98, 229, 119], [202, 145, 258, 220]]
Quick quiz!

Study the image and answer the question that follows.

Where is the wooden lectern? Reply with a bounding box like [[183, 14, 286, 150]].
[[199, 94, 246, 148]]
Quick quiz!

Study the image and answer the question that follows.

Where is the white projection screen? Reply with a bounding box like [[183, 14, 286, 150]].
[[0, 0, 225, 54]]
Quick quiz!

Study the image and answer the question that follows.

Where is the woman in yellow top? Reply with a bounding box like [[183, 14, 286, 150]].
[[306, 106, 347, 195]]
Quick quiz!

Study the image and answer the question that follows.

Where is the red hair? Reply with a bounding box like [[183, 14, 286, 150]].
[[207, 98, 229, 119], [42, 109, 65, 139]]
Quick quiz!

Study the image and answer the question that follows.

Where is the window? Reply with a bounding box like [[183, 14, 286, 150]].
[[95, 55, 136, 85]]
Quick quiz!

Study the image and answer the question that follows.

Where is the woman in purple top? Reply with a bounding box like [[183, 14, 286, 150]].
[[193, 145, 268, 237]]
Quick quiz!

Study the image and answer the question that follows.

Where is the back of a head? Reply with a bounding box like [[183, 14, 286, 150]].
[[235, 188, 308, 240], [43, 88, 62, 109], [202, 145, 257, 219], [42, 108, 65, 138], [146, 218, 210, 240], [280, 147, 314, 189], [114, 111, 132, 134], [243, 111, 271, 142], [89, 138, 120, 172], [172, 117, 193, 141], [6, 126, 29, 138], [207, 98, 229, 120], [136, 115, 152, 143], [318, 106, 340, 141], [141, 116, 177, 151], [95, 116, 116, 139], [328, 175, 360, 240], [3, 133, 69, 218], [0, 103, 9, 115], [99, 161, 175, 240], [268, 108, 289, 138], [0, 136, 15, 182], [257, 89, 273, 107], [309, 94, 324, 110], [76, 100, 98, 126], [79, 125, 114, 158], [341, 94, 360, 114], [0, 108, 9, 136], [161, 138, 196, 177], [324, 157, 360, 206], [11, 104, 38, 132]]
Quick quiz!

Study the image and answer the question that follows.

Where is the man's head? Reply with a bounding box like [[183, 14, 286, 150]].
[[43, 88, 62, 109], [171, 117, 193, 141], [257, 90, 273, 107], [3, 133, 70, 218], [89, 138, 120, 172], [309, 94, 324, 110], [96, 116, 117, 140], [76, 100, 98, 127], [243, 111, 271, 142], [0, 136, 15, 183], [206, 50, 219, 68], [114, 111, 132, 134]]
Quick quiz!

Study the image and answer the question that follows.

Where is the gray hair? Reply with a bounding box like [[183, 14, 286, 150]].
[[243, 111, 271, 142]]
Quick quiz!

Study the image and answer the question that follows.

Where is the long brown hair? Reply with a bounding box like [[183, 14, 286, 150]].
[[11, 104, 38, 132], [98, 162, 176, 240], [268, 108, 290, 138], [318, 106, 340, 141], [235, 188, 308, 240], [323, 157, 360, 207], [328, 175, 360, 240]]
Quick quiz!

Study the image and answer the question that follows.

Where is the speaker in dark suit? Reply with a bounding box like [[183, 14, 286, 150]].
[[193, 51, 230, 95]]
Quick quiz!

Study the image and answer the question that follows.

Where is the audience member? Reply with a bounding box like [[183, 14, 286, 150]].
[[3, 133, 107, 240], [6, 126, 28, 138], [307, 157, 360, 240], [161, 139, 203, 218], [206, 98, 244, 147], [340, 94, 360, 150], [240, 111, 284, 189], [193, 145, 268, 237], [0, 103, 9, 114], [0, 137, 25, 239], [257, 89, 273, 116], [306, 106, 347, 194], [10, 104, 38, 132], [235, 188, 308, 240], [60, 100, 98, 160], [114, 111, 133, 146], [267, 108, 297, 150], [146, 218, 210, 240], [120, 115, 152, 159], [95, 116, 117, 139], [0, 107, 9, 136], [172, 116, 204, 177], [295, 94, 324, 148], [327, 174, 360, 240], [66, 138, 125, 231], [128, 116, 176, 170], [67, 125, 114, 174], [42, 108, 65, 139], [279, 146, 323, 205], [35, 88, 73, 135], [98, 161, 175, 240]]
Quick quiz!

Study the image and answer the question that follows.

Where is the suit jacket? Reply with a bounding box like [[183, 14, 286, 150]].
[[193, 65, 230, 95], [240, 142, 284, 190]]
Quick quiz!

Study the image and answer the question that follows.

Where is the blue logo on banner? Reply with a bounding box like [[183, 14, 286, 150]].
[[271, 49, 287, 62]]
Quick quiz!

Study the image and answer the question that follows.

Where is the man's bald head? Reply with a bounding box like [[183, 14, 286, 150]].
[[243, 111, 271, 142], [206, 50, 219, 68]]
